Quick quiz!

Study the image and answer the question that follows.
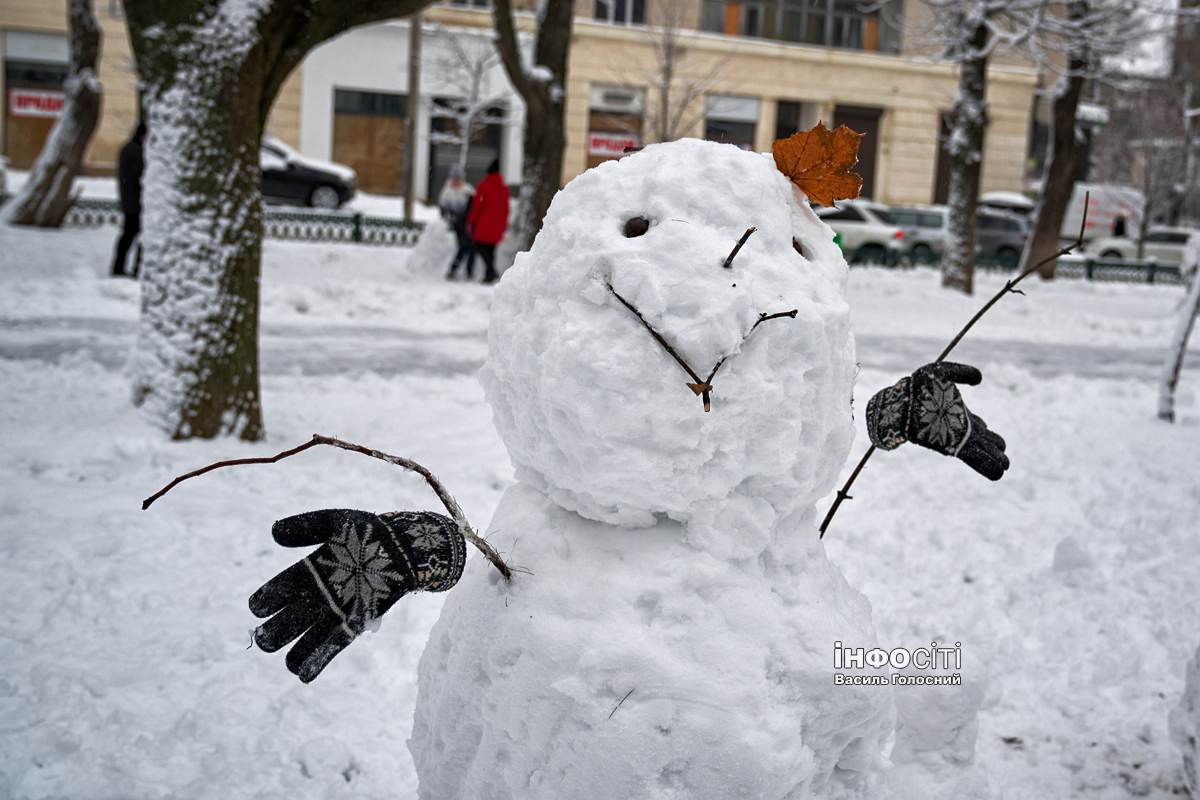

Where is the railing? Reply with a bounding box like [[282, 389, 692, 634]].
[[846, 247, 1186, 285], [1059, 258, 1183, 285], [262, 210, 423, 246], [0, 194, 424, 246], [2, 193, 1187, 281]]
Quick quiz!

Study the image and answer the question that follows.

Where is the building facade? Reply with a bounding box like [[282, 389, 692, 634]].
[[0, 0, 1038, 207]]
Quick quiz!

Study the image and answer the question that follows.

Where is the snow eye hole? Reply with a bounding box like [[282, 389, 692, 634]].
[[624, 217, 650, 238]]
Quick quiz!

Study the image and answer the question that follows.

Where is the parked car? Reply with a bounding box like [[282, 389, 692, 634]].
[[978, 191, 1034, 218], [887, 205, 1026, 263], [1081, 227, 1197, 265], [888, 206, 947, 257], [814, 199, 905, 262], [260, 135, 356, 209], [976, 209, 1028, 262]]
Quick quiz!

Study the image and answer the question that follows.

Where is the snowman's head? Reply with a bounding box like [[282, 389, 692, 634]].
[[481, 139, 855, 560]]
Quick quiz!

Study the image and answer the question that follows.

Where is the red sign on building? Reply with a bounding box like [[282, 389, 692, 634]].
[[9, 89, 65, 118], [588, 132, 639, 157]]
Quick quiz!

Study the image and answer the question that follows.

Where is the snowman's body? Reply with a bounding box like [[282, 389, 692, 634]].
[[409, 139, 894, 798]]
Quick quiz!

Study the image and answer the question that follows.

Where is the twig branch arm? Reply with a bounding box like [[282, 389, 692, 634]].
[[818, 194, 1091, 539], [142, 434, 513, 580]]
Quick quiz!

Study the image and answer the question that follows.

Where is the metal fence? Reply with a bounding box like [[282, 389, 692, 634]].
[[0, 194, 424, 246], [0, 192, 1189, 281], [845, 247, 1186, 285]]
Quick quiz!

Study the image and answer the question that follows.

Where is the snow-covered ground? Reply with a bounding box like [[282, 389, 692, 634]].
[[1, 218, 1198, 799]]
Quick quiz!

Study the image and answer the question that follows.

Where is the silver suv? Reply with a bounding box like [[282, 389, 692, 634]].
[[888, 205, 1028, 265]]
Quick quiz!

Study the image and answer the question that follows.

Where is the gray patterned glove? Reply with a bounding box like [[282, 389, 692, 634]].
[[249, 509, 466, 682], [865, 362, 1009, 481]]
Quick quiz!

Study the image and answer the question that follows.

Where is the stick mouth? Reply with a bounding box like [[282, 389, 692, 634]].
[[606, 280, 796, 413]]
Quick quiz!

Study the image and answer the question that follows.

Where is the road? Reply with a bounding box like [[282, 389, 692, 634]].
[[1, 315, 1197, 382]]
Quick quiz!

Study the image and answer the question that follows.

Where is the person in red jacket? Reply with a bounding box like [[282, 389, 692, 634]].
[[465, 159, 510, 284]]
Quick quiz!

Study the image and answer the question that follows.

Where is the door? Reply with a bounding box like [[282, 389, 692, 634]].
[[331, 89, 406, 196], [833, 105, 881, 200]]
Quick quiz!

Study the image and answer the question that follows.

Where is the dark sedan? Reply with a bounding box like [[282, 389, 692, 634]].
[[260, 135, 357, 209]]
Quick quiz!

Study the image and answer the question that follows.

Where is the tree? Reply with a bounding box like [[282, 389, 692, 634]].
[[425, 23, 511, 171], [1158, 239, 1200, 422], [124, 0, 432, 441], [1018, 0, 1145, 279], [911, 0, 1047, 295], [1091, 78, 1188, 252], [642, 0, 725, 143], [491, 0, 573, 250], [6, 0, 102, 228]]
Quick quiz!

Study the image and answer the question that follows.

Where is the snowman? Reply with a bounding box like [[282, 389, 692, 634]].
[[247, 138, 1009, 799]]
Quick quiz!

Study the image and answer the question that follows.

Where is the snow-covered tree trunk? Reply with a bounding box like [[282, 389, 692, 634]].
[[1170, 641, 1200, 794], [942, 22, 989, 296], [1158, 240, 1200, 422], [6, 0, 101, 228], [493, 0, 572, 251], [1021, 2, 1088, 281], [125, 0, 434, 441]]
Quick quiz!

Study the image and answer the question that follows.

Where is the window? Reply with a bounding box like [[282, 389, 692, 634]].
[[334, 89, 406, 118], [428, 99, 506, 193], [332, 89, 407, 195], [775, 100, 818, 140], [1145, 232, 1190, 244], [705, 95, 759, 150], [819, 206, 865, 222], [891, 211, 945, 229], [594, 0, 645, 25], [588, 84, 644, 169], [4, 32, 71, 171], [700, 0, 898, 53], [449, 0, 492, 8]]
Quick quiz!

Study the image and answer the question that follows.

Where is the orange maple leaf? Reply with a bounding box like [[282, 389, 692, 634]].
[[772, 122, 864, 207]]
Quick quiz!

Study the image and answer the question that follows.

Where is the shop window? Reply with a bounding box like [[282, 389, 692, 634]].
[[587, 84, 643, 169], [775, 100, 818, 140], [428, 100, 506, 196], [332, 88, 407, 196], [3, 31, 71, 171], [705, 95, 759, 150]]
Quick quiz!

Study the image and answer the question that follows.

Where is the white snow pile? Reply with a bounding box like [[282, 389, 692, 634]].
[[411, 140, 895, 799], [406, 214, 457, 278], [889, 651, 992, 800], [3, 159, 1200, 800]]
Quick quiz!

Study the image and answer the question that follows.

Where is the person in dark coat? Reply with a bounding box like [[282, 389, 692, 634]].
[[438, 165, 476, 279], [110, 122, 146, 278], [465, 159, 510, 284]]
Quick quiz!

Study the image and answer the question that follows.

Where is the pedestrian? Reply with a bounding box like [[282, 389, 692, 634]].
[[466, 159, 510, 285], [1112, 215, 1127, 238], [439, 165, 476, 279], [110, 122, 146, 278]]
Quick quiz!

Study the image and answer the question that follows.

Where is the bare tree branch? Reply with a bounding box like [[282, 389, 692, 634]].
[[143, 434, 514, 580], [819, 196, 1092, 538]]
